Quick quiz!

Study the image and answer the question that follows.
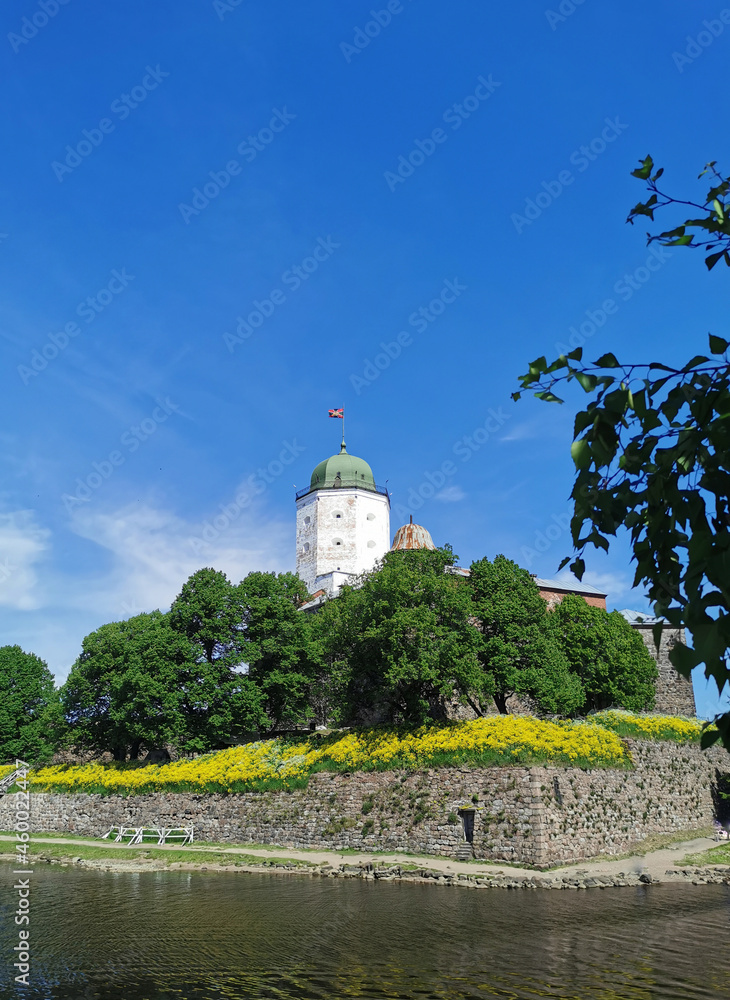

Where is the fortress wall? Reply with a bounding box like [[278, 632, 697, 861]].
[[633, 626, 697, 717], [2, 740, 725, 868]]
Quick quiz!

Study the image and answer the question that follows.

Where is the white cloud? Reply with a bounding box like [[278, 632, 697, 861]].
[[0, 510, 50, 610], [499, 421, 539, 443], [435, 485, 465, 503], [66, 498, 293, 619]]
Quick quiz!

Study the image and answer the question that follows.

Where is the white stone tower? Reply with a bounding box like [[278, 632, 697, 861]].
[[295, 441, 390, 596]]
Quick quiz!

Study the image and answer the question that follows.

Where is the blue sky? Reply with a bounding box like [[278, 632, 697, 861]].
[[2, 0, 728, 717]]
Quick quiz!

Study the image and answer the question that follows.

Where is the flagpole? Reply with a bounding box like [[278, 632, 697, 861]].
[[342, 408, 346, 450]]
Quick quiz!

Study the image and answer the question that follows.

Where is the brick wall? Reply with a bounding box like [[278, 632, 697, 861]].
[[538, 587, 607, 610]]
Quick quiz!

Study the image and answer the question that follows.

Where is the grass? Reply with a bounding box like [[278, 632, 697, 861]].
[[589, 710, 707, 744], [0, 839, 313, 869], [681, 843, 730, 866]]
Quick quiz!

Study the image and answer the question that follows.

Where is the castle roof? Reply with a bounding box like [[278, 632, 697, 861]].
[[309, 442, 377, 492], [391, 519, 436, 551], [618, 609, 669, 626]]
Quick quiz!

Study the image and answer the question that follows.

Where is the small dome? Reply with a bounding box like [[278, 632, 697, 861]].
[[309, 442, 376, 491], [391, 520, 436, 551]]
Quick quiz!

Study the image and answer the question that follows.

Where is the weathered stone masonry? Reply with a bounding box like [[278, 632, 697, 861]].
[[3, 740, 725, 868], [633, 625, 696, 717]]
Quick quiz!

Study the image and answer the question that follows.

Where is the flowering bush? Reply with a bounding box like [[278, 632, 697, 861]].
[[0, 763, 16, 781], [589, 710, 710, 743], [23, 716, 630, 796]]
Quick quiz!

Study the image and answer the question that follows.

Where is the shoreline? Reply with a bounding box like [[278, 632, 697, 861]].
[[1, 833, 728, 890]]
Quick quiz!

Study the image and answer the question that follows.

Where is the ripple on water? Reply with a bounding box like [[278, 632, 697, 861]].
[[0, 863, 729, 1000]]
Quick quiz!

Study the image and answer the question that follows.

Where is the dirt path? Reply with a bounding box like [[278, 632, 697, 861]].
[[0, 833, 721, 880]]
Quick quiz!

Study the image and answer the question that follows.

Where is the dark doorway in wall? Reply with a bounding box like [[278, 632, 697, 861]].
[[461, 809, 475, 844]]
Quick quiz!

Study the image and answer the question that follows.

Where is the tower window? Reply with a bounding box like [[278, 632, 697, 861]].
[[333, 538, 343, 546], [367, 540, 376, 548], [366, 513, 375, 521], [304, 516, 311, 526], [303, 542, 310, 553], [333, 511, 343, 519]]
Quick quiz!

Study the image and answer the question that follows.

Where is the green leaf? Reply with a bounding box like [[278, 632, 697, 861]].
[[575, 372, 598, 392], [706, 250, 726, 270], [570, 438, 592, 470], [594, 353, 620, 369], [709, 334, 729, 355], [700, 726, 722, 750], [631, 155, 654, 181], [570, 557, 585, 580]]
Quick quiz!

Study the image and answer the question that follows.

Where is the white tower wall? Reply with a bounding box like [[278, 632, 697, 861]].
[[295, 487, 390, 595]]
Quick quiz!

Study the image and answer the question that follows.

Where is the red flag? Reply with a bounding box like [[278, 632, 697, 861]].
[[328, 408, 344, 418]]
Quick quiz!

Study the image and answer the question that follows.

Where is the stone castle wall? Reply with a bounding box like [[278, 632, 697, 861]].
[[634, 626, 696, 717], [3, 739, 725, 868]]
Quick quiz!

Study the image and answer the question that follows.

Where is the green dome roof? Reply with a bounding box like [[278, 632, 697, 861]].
[[309, 443, 376, 491]]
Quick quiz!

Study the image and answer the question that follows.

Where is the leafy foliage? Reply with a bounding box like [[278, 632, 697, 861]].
[[0, 645, 60, 763], [236, 571, 317, 729], [468, 556, 584, 715], [169, 568, 267, 746], [62, 612, 195, 760], [62, 610, 263, 760], [515, 156, 730, 749], [169, 567, 244, 668], [627, 155, 730, 270], [546, 595, 657, 712], [319, 547, 485, 725]]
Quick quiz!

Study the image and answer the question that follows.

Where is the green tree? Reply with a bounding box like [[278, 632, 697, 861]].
[[321, 547, 486, 725], [169, 568, 266, 744], [236, 571, 317, 729], [515, 157, 730, 746], [546, 594, 657, 712], [169, 567, 244, 668], [469, 556, 584, 715], [0, 646, 60, 763], [62, 612, 194, 760]]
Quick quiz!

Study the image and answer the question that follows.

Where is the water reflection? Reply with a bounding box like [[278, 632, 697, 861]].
[[0, 862, 728, 999]]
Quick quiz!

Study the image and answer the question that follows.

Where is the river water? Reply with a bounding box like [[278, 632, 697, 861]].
[[1, 861, 729, 999]]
